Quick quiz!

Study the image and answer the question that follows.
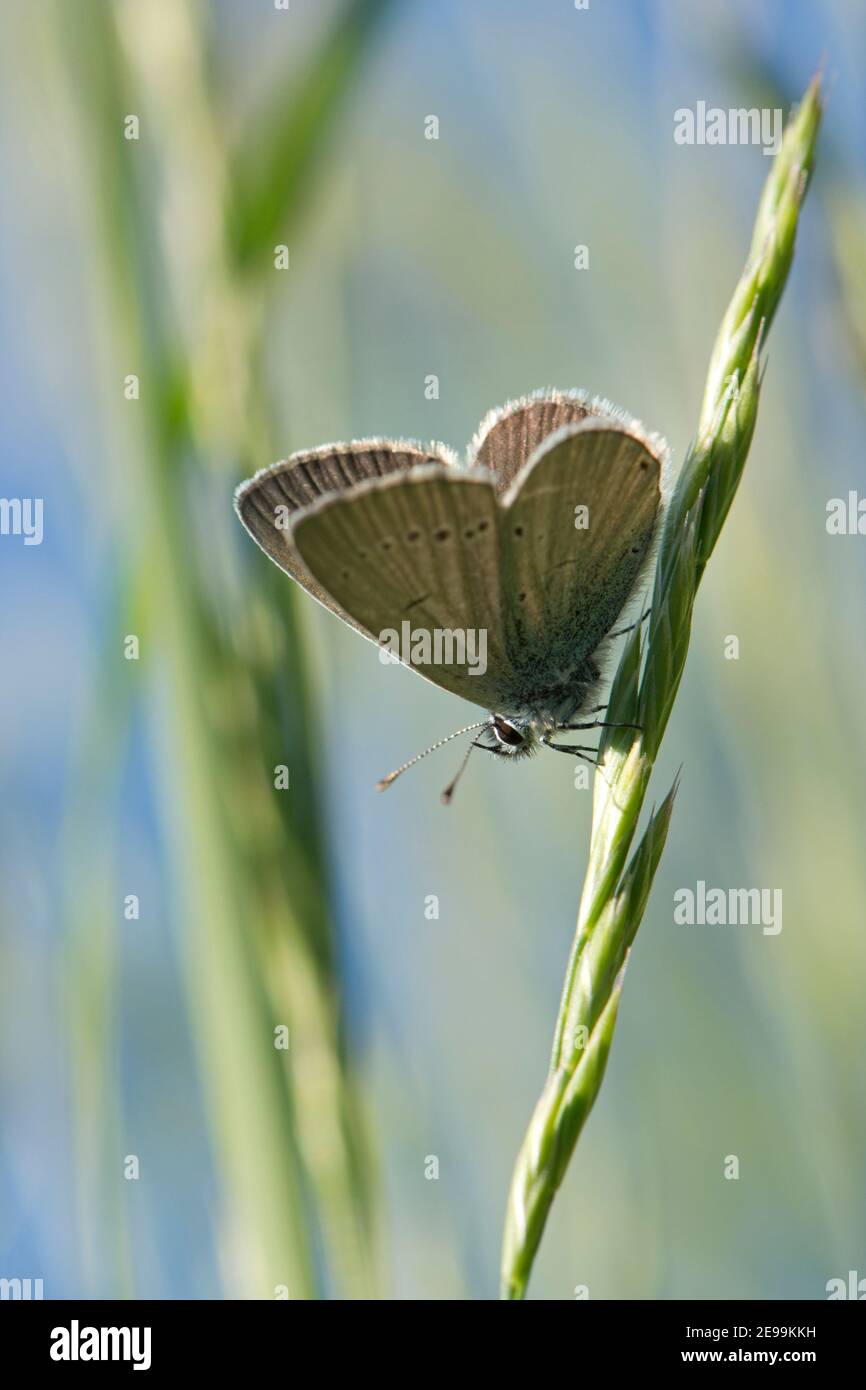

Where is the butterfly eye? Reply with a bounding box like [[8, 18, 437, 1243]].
[[492, 716, 525, 748]]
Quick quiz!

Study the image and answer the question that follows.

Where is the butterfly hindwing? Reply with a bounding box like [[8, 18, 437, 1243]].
[[471, 394, 594, 491]]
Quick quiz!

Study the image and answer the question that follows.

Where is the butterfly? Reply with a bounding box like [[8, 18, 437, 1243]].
[[235, 390, 669, 801]]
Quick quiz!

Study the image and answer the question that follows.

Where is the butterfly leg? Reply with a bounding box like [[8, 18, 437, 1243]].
[[541, 739, 599, 763], [557, 702, 641, 731], [558, 720, 642, 733], [542, 738, 620, 791], [606, 606, 652, 640]]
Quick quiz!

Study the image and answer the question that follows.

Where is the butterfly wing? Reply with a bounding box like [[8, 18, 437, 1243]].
[[235, 413, 667, 718], [234, 440, 459, 633], [289, 466, 513, 709], [497, 418, 664, 712], [470, 390, 602, 490]]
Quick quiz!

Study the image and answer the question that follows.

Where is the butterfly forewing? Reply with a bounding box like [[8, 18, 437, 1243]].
[[290, 468, 512, 708], [497, 422, 661, 710], [235, 442, 457, 631]]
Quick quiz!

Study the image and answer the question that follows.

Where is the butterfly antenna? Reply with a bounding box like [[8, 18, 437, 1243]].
[[376, 721, 487, 794], [440, 735, 479, 806]]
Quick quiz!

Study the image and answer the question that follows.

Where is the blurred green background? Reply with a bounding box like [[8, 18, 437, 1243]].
[[2, 0, 865, 1300]]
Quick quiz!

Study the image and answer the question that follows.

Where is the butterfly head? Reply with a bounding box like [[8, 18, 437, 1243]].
[[374, 713, 541, 803]]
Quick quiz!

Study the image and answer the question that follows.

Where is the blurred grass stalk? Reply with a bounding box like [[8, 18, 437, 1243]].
[[500, 76, 822, 1301], [61, 0, 394, 1297], [63, 573, 141, 1298]]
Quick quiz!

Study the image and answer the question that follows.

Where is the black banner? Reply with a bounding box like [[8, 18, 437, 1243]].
[[1, 1298, 862, 1373]]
